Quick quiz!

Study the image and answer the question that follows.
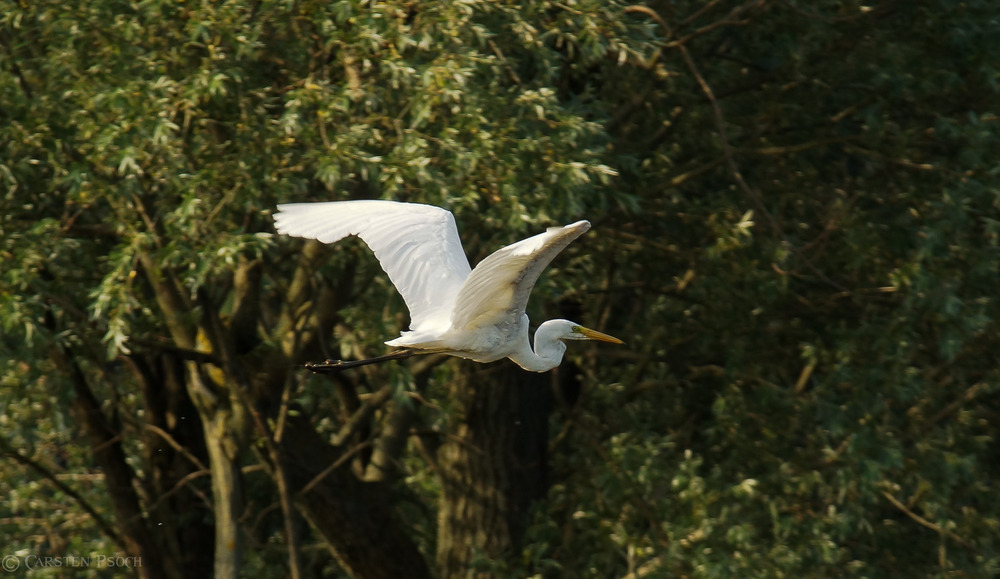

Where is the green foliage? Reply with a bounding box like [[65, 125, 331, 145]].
[[2, 0, 1000, 577], [512, 2, 1000, 577]]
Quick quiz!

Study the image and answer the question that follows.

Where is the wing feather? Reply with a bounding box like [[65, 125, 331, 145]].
[[274, 201, 472, 330], [450, 221, 590, 331]]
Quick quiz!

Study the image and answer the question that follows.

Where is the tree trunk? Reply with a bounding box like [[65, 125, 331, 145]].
[[278, 411, 434, 579], [436, 363, 552, 578], [57, 349, 167, 579], [132, 353, 214, 579], [184, 366, 245, 579]]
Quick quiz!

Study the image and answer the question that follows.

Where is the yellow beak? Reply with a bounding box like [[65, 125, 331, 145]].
[[577, 326, 624, 344]]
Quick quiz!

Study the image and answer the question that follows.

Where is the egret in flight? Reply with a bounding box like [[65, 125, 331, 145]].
[[273, 200, 622, 372]]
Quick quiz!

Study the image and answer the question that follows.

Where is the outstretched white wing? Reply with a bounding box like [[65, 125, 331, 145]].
[[450, 221, 590, 331], [273, 201, 472, 331]]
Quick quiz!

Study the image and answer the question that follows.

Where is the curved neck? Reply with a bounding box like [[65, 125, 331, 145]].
[[508, 323, 567, 373]]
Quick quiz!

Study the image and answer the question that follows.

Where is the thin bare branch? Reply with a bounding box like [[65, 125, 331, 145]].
[[881, 491, 974, 550], [1, 440, 125, 549], [680, 0, 726, 26], [299, 441, 375, 497], [489, 40, 521, 85], [143, 423, 209, 472], [908, 382, 987, 443], [332, 385, 394, 446], [129, 469, 213, 524]]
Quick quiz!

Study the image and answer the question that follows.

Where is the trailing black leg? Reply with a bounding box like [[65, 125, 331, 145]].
[[304, 349, 417, 373]]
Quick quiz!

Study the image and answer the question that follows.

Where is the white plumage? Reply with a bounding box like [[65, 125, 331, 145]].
[[274, 200, 622, 372]]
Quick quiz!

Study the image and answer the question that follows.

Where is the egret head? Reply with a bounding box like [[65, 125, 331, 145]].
[[540, 319, 624, 344], [516, 319, 623, 371]]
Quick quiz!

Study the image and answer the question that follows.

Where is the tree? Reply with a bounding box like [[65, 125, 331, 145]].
[[2, 0, 999, 577]]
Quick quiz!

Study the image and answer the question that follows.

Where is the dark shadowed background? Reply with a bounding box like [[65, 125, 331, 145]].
[[2, 0, 998, 576]]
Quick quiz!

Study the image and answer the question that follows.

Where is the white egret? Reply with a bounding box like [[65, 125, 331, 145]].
[[273, 200, 622, 372]]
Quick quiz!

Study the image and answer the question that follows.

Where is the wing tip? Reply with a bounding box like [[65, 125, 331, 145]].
[[546, 220, 590, 233]]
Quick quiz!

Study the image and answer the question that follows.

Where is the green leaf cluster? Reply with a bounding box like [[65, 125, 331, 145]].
[[2, 0, 1000, 576]]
